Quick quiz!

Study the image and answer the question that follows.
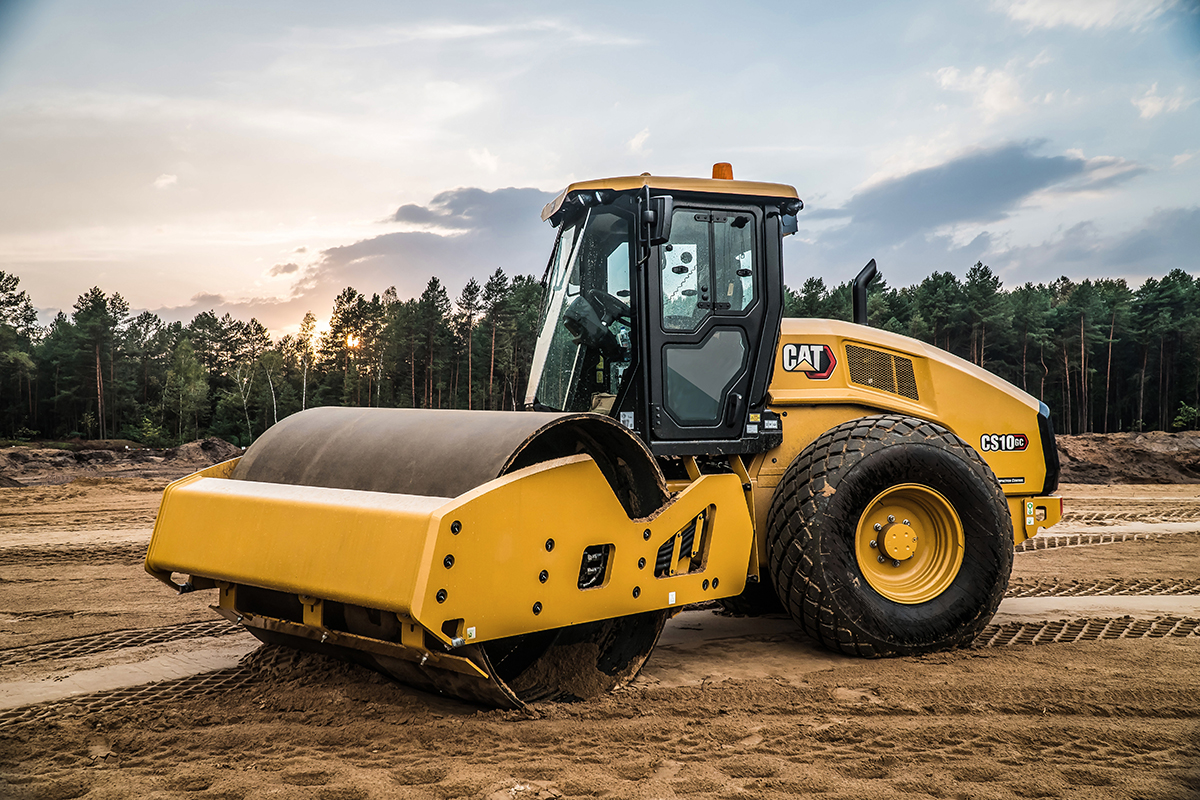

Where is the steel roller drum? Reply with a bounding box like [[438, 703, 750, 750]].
[[230, 406, 671, 707]]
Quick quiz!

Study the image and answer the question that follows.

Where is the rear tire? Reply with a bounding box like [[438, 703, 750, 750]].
[[767, 415, 1012, 657], [717, 575, 785, 616]]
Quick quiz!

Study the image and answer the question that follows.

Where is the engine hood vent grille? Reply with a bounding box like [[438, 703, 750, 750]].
[[845, 344, 919, 401]]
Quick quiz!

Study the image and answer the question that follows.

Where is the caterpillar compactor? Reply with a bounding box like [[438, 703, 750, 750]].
[[147, 164, 1063, 707]]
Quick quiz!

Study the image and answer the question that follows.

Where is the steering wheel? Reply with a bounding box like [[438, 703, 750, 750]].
[[584, 289, 631, 326], [563, 290, 630, 360]]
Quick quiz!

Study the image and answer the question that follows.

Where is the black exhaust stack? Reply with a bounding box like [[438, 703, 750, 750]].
[[853, 259, 878, 326]]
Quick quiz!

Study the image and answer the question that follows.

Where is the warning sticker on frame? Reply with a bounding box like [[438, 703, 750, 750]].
[[782, 343, 837, 379]]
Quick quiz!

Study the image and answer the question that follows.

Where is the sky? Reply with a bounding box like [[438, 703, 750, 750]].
[[0, 0, 1197, 335]]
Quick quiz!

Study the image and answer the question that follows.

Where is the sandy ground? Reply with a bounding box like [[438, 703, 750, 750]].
[[0, 477, 1197, 800]]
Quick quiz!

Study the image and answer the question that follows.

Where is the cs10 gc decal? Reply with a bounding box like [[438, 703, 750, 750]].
[[980, 433, 1028, 452]]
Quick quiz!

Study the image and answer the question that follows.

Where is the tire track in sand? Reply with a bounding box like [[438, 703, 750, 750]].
[[0, 619, 242, 667]]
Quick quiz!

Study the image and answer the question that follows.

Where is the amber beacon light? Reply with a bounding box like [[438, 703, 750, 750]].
[[712, 162, 734, 180]]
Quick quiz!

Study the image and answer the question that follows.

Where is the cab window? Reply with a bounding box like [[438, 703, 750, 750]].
[[660, 209, 755, 331]]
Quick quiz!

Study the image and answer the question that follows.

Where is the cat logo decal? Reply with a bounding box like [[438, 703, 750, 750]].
[[781, 343, 837, 380]]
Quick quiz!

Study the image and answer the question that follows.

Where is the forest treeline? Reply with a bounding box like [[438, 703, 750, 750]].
[[1, 264, 1197, 446]]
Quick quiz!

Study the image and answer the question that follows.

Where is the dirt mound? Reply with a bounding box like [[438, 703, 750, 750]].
[[0, 437, 240, 485], [1058, 431, 1200, 484], [75, 438, 145, 451], [6, 428, 1200, 485], [162, 437, 242, 465]]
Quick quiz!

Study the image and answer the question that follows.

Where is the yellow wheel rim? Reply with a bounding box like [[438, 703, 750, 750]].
[[855, 483, 965, 604]]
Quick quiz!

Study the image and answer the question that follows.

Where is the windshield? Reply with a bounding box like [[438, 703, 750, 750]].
[[526, 205, 635, 412]]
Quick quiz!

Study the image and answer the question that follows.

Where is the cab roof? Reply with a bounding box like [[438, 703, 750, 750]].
[[541, 173, 800, 222]]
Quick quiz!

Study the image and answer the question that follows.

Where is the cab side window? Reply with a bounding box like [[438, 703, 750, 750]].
[[714, 214, 754, 312], [660, 209, 756, 332], [661, 212, 709, 331]]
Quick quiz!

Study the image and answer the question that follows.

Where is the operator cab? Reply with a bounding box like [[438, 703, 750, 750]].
[[526, 165, 803, 457]]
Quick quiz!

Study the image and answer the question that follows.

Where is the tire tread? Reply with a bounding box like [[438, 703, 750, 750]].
[[766, 414, 1012, 657]]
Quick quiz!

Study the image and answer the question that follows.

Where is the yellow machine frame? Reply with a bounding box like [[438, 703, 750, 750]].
[[147, 455, 753, 653], [145, 167, 1064, 700], [651, 317, 1062, 586]]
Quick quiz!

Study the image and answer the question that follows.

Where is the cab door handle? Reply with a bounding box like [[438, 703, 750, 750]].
[[724, 393, 742, 427]]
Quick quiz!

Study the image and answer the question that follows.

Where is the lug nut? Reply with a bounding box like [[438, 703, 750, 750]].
[[892, 560, 901, 567], [869, 539, 877, 548], [874, 523, 882, 532], [877, 555, 886, 563], [888, 515, 895, 523], [903, 519, 910, 526]]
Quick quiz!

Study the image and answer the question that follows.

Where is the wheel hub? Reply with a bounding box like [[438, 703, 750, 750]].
[[855, 483, 965, 604], [880, 523, 918, 561]]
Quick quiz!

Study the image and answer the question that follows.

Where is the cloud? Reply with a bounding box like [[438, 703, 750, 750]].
[[996, 0, 1177, 30], [789, 204, 1200, 294], [788, 143, 1152, 289], [1097, 206, 1200, 268], [628, 128, 650, 154], [388, 186, 553, 233], [936, 66, 1026, 121], [184, 292, 225, 308], [309, 186, 558, 305], [1049, 151, 1149, 193], [139, 187, 556, 334], [818, 142, 1141, 238], [283, 20, 642, 51], [105, 190, 1200, 339], [150, 291, 310, 334], [971, 206, 1200, 284], [153, 173, 177, 189], [1132, 83, 1195, 118], [468, 147, 499, 172]]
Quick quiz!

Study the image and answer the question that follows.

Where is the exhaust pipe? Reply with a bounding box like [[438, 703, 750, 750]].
[[853, 259, 877, 326]]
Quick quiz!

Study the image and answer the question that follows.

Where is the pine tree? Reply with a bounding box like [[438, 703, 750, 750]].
[[482, 268, 510, 409], [164, 339, 208, 443], [456, 278, 482, 409], [963, 262, 1007, 368], [298, 311, 316, 409]]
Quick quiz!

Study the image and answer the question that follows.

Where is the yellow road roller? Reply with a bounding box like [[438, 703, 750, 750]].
[[147, 165, 1063, 707]]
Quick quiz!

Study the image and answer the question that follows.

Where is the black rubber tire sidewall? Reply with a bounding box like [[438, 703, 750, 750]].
[[767, 415, 1013, 657], [717, 574, 785, 617]]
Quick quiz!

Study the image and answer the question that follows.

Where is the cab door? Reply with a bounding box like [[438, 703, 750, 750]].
[[647, 205, 765, 443]]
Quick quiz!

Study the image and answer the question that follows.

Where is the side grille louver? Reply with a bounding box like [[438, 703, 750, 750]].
[[845, 344, 919, 401]]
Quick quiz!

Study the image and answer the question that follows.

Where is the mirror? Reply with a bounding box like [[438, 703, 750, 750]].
[[649, 195, 673, 244], [640, 193, 674, 246]]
